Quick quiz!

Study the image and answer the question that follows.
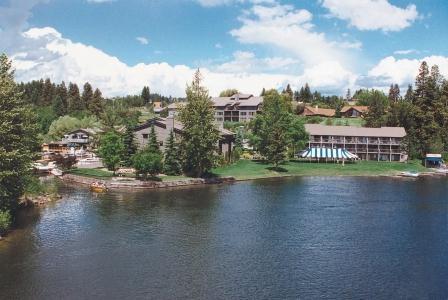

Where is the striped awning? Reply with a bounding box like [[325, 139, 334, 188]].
[[301, 147, 358, 160]]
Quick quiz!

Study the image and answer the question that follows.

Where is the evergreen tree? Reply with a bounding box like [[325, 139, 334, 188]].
[[404, 84, 414, 102], [141, 86, 150, 105], [52, 95, 66, 116], [42, 78, 54, 106], [388, 84, 400, 103], [234, 129, 244, 149], [122, 123, 138, 167], [260, 88, 266, 97], [179, 70, 220, 177], [56, 81, 68, 114], [345, 88, 351, 101], [0, 54, 39, 215], [89, 88, 104, 117], [303, 83, 312, 102], [412, 61, 441, 155], [284, 84, 293, 100], [163, 130, 181, 175], [68, 82, 81, 113], [364, 90, 387, 128], [147, 125, 161, 155], [81, 82, 93, 110]]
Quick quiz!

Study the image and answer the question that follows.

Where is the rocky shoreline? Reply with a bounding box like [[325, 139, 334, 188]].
[[19, 193, 62, 207], [61, 173, 236, 190]]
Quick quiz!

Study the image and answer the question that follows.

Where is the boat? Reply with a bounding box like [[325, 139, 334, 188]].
[[51, 168, 63, 176], [399, 171, 420, 178], [90, 181, 107, 193]]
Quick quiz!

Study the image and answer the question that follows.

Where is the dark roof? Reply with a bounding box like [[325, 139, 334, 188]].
[[134, 117, 234, 138]]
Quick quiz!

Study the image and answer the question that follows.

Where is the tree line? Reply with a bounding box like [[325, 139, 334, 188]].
[[364, 61, 448, 158]]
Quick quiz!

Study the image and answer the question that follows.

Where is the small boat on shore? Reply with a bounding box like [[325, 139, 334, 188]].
[[399, 171, 420, 178], [51, 168, 63, 176], [90, 182, 107, 193]]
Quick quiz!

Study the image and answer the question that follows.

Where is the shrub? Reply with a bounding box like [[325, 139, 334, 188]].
[[0, 210, 12, 235], [133, 151, 163, 180], [54, 154, 77, 170]]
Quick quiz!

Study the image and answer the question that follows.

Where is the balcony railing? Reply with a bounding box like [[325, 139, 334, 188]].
[[62, 138, 90, 144]]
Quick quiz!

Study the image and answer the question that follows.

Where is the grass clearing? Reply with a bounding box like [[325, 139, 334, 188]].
[[212, 159, 426, 180]]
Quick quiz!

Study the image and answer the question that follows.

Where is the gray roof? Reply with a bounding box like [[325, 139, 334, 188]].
[[135, 117, 234, 137], [305, 124, 406, 138], [211, 93, 263, 108]]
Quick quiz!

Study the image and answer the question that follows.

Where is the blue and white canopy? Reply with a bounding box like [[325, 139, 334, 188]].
[[301, 148, 358, 160]]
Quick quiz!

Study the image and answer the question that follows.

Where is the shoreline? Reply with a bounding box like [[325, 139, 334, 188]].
[[60, 169, 447, 191]]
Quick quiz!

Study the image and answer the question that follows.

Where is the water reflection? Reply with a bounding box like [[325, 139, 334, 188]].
[[0, 177, 447, 299]]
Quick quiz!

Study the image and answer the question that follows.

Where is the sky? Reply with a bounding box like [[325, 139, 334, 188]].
[[1, 0, 448, 97]]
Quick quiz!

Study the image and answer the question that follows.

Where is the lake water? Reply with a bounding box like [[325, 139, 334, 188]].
[[0, 177, 447, 299]]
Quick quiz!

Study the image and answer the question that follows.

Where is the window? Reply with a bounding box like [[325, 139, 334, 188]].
[[216, 111, 224, 116], [248, 111, 255, 116], [240, 112, 247, 116], [142, 134, 149, 139]]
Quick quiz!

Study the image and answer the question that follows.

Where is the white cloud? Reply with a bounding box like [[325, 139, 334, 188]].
[[215, 50, 300, 73], [393, 49, 419, 55], [136, 36, 149, 45], [215, 43, 223, 49], [360, 55, 448, 90], [321, 0, 419, 32], [230, 3, 358, 67], [11, 27, 357, 97]]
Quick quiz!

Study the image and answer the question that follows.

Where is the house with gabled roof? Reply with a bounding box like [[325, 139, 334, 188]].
[[133, 116, 235, 158]]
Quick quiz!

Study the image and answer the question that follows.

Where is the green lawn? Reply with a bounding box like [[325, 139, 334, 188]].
[[68, 159, 426, 182], [319, 117, 365, 127], [212, 159, 426, 180], [69, 168, 114, 178]]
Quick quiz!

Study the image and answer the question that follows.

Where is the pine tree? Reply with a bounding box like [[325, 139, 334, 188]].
[[303, 83, 312, 102], [42, 78, 54, 106], [285, 84, 293, 100], [56, 81, 68, 114], [412, 61, 441, 155], [122, 123, 138, 167], [404, 84, 414, 102], [147, 125, 161, 154], [364, 90, 387, 128], [52, 95, 66, 116], [0, 54, 39, 214], [89, 88, 104, 117], [179, 70, 220, 177], [141, 86, 150, 105], [68, 82, 81, 113], [346, 88, 351, 101], [81, 82, 93, 110], [388, 84, 400, 103], [163, 130, 181, 175], [260, 88, 266, 97]]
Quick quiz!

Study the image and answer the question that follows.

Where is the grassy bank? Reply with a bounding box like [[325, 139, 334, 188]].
[[212, 159, 426, 180], [68, 160, 427, 182]]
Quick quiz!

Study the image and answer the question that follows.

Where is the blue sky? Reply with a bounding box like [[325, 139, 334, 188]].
[[1, 0, 448, 97]]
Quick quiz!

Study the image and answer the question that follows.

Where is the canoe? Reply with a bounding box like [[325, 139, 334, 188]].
[[90, 182, 107, 193]]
